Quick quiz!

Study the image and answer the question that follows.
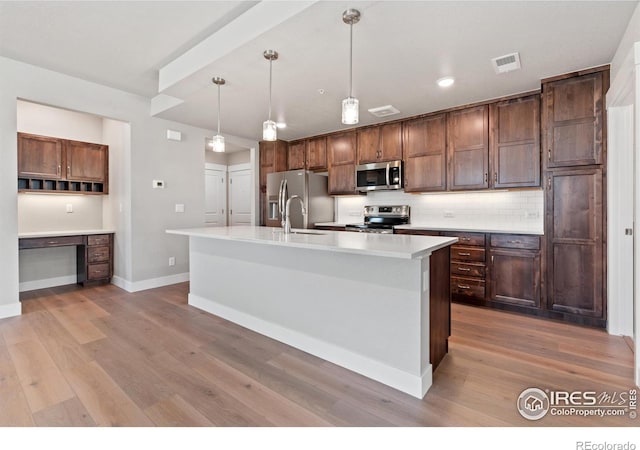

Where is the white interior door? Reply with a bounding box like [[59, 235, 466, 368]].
[[205, 167, 226, 226], [229, 167, 252, 225]]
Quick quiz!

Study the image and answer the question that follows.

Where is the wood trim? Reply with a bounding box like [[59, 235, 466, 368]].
[[541, 64, 610, 85]]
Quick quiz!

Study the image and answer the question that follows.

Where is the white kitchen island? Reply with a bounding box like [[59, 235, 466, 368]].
[[166, 226, 457, 398]]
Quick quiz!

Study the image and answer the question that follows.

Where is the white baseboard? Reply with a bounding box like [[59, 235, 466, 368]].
[[113, 272, 189, 293], [189, 293, 429, 399], [0, 302, 21, 319], [19, 275, 77, 292]]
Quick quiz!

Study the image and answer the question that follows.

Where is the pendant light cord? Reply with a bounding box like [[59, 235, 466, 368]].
[[268, 59, 273, 122], [217, 83, 221, 135], [349, 22, 353, 98]]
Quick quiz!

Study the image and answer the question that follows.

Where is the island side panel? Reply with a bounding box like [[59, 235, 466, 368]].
[[429, 246, 451, 371], [187, 235, 431, 398]]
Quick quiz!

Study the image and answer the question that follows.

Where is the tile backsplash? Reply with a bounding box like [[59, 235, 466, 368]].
[[335, 189, 544, 234]]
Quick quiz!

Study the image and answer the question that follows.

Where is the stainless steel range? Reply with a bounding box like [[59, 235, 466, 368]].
[[345, 205, 410, 234]]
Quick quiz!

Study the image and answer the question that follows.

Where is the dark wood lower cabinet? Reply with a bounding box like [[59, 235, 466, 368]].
[[545, 168, 605, 326], [397, 227, 603, 328], [489, 248, 541, 308], [19, 233, 114, 287]]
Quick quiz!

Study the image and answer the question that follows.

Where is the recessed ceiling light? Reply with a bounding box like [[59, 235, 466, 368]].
[[276, 122, 287, 129], [437, 77, 455, 88]]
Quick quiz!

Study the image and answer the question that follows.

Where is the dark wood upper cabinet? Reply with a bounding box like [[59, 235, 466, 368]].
[[18, 132, 108, 194], [65, 140, 108, 182], [447, 105, 489, 190], [287, 140, 306, 171], [403, 114, 447, 192], [357, 122, 402, 164], [306, 136, 327, 171], [545, 168, 604, 321], [327, 131, 357, 195], [490, 95, 541, 188], [328, 131, 356, 166], [18, 133, 63, 179], [543, 71, 604, 168]]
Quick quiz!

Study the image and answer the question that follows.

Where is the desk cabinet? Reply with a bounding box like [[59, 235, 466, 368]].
[[19, 232, 114, 286]]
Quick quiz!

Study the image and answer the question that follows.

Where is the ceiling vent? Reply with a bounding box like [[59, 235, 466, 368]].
[[368, 105, 400, 118], [491, 52, 521, 74]]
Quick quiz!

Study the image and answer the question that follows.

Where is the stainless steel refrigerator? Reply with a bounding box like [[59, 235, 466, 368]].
[[265, 170, 334, 229]]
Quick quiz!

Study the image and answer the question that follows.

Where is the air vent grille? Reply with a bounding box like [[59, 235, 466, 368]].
[[368, 105, 400, 118], [491, 52, 521, 74]]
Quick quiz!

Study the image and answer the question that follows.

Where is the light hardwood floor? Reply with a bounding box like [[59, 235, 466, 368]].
[[0, 282, 635, 427]]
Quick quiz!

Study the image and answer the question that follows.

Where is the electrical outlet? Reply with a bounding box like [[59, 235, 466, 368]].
[[524, 211, 540, 219], [168, 257, 175, 266], [444, 211, 454, 218], [65, 203, 73, 213], [175, 204, 185, 213]]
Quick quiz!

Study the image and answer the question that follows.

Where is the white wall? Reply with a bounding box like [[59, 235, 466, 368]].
[[0, 56, 214, 314], [335, 189, 544, 234], [611, 3, 640, 79]]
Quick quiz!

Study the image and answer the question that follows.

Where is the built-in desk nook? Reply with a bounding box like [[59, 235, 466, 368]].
[[18, 231, 114, 286]]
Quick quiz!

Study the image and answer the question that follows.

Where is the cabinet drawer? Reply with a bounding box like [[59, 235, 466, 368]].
[[451, 262, 485, 278], [451, 245, 486, 262], [443, 231, 485, 246], [88, 234, 111, 246], [19, 235, 84, 249], [451, 277, 485, 299], [88, 246, 110, 263], [87, 263, 110, 280], [490, 234, 540, 250]]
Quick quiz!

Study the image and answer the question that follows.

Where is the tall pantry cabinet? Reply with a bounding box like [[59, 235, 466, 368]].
[[542, 67, 608, 327]]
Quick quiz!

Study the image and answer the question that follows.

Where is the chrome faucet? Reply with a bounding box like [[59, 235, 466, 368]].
[[284, 195, 307, 233]]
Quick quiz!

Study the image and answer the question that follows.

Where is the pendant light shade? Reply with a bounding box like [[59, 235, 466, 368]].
[[211, 77, 226, 152], [263, 50, 279, 141], [342, 9, 361, 125]]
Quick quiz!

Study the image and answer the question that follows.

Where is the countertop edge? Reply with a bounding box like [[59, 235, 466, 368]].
[[167, 228, 458, 260], [18, 230, 116, 239]]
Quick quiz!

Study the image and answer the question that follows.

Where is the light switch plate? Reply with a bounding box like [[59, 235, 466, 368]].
[[66, 203, 73, 213], [175, 203, 185, 213], [166, 129, 182, 141]]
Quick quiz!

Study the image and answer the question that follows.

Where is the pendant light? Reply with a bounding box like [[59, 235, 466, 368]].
[[342, 9, 361, 125], [211, 77, 226, 152], [263, 49, 278, 141]]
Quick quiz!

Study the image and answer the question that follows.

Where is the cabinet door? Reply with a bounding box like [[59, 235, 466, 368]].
[[546, 168, 604, 318], [448, 105, 489, 190], [328, 131, 356, 166], [489, 248, 541, 308], [259, 140, 287, 172], [490, 95, 541, 188], [379, 122, 402, 162], [17, 133, 63, 179], [403, 114, 447, 192], [287, 141, 306, 170], [357, 126, 380, 164], [328, 164, 355, 195], [65, 140, 108, 182], [543, 71, 604, 168], [306, 137, 327, 171]]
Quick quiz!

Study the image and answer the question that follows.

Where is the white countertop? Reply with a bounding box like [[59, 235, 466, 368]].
[[18, 229, 115, 239], [316, 222, 543, 235], [394, 224, 544, 235], [167, 226, 457, 260]]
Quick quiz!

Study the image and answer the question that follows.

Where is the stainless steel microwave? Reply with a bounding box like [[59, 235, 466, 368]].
[[356, 160, 403, 192]]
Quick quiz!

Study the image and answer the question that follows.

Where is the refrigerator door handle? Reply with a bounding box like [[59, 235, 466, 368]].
[[278, 178, 288, 227]]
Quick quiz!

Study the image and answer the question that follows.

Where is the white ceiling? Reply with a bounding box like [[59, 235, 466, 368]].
[[1, 1, 637, 144]]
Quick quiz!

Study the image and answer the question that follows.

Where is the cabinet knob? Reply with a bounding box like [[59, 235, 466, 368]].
[[457, 284, 471, 290], [458, 252, 471, 256]]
